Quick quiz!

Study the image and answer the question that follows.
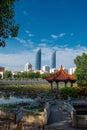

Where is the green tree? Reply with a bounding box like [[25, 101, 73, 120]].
[[27, 71, 35, 79], [21, 72, 28, 79], [34, 72, 40, 79], [13, 72, 20, 79], [0, 74, 2, 79], [0, 0, 19, 47], [3, 70, 12, 79], [41, 73, 50, 79], [74, 53, 87, 86]]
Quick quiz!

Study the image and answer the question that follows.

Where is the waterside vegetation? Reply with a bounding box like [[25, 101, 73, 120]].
[[0, 83, 87, 100]]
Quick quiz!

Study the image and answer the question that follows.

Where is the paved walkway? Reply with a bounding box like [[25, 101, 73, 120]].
[[47, 100, 86, 130]]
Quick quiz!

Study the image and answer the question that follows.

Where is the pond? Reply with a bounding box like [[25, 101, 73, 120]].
[[0, 96, 34, 105]]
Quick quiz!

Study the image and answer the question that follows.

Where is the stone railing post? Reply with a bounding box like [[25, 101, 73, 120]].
[[71, 109, 77, 127]]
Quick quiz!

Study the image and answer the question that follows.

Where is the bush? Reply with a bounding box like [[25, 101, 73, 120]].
[[74, 86, 87, 96], [60, 87, 78, 100]]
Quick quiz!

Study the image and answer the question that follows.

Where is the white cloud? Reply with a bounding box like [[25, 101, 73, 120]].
[[27, 39, 34, 47], [15, 37, 35, 48], [51, 34, 58, 39], [15, 37, 26, 44], [28, 34, 34, 37], [25, 30, 34, 37], [25, 30, 30, 34], [58, 33, 65, 38], [0, 46, 87, 72], [40, 39, 47, 42], [51, 33, 65, 39], [38, 43, 47, 48], [40, 39, 53, 44]]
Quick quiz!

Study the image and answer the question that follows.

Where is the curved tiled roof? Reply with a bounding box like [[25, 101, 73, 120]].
[[46, 65, 76, 82]]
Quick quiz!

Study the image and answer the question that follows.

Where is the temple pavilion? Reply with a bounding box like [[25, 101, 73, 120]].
[[45, 65, 76, 96]]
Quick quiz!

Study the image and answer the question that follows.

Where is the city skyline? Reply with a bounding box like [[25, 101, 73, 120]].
[[0, 0, 87, 71], [0, 49, 78, 72]]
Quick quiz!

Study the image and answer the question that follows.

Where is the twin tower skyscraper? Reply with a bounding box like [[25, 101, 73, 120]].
[[35, 49, 56, 70]]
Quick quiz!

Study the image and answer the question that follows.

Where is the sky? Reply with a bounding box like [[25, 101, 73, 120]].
[[0, 0, 87, 71]]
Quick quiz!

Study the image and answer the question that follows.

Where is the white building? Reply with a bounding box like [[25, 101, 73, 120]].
[[50, 68, 57, 73], [42, 65, 50, 73], [24, 63, 32, 72], [0, 66, 5, 79], [69, 67, 76, 74]]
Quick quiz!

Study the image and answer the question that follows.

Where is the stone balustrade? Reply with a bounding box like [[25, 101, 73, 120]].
[[63, 101, 87, 128], [0, 102, 51, 127], [22, 102, 51, 126]]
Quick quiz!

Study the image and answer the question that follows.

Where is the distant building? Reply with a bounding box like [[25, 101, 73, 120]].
[[63, 68, 68, 73], [42, 65, 50, 73], [50, 68, 57, 73], [40, 70, 45, 74], [13, 71, 18, 75], [12, 71, 18, 78], [0, 66, 5, 79], [33, 70, 40, 73], [51, 51, 56, 68], [25, 63, 32, 72], [35, 49, 41, 70], [69, 67, 76, 74]]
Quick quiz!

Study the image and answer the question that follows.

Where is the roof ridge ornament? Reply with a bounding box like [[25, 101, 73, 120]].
[[60, 65, 63, 69]]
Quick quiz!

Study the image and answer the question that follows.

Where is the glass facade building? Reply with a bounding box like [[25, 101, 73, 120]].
[[35, 49, 41, 70], [51, 51, 56, 68]]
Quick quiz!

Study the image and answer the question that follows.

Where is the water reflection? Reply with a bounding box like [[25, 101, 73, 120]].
[[3, 94, 10, 100], [0, 95, 34, 105]]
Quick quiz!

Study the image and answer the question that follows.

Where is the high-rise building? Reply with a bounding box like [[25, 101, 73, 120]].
[[51, 51, 56, 68], [35, 49, 41, 70], [25, 63, 32, 71]]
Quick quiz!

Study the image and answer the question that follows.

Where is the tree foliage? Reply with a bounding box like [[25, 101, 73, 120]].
[[0, 74, 2, 79], [12, 71, 51, 80], [0, 0, 19, 47], [41, 73, 50, 79], [74, 53, 87, 86], [3, 70, 12, 79]]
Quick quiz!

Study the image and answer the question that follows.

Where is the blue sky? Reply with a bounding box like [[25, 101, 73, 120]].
[[0, 0, 87, 71]]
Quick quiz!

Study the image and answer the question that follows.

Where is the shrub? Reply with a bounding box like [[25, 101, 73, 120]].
[[74, 86, 87, 96], [60, 86, 78, 100]]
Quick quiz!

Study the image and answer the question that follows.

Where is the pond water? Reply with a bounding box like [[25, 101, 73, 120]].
[[0, 96, 34, 105]]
